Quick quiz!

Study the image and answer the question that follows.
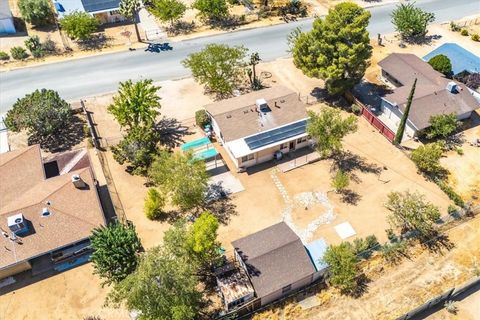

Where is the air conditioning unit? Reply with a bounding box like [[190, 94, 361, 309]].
[[7, 213, 29, 235]]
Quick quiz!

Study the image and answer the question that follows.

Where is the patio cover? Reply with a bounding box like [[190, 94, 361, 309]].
[[193, 148, 218, 161], [181, 137, 211, 152]]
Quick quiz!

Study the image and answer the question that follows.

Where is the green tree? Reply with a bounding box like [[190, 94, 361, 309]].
[[18, 0, 53, 27], [385, 191, 441, 238], [427, 113, 461, 139], [428, 54, 452, 77], [5, 89, 72, 141], [144, 188, 166, 220], [307, 108, 358, 158], [186, 211, 221, 269], [60, 11, 100, 41], [111, 126, 161, 175], [119, 0, 141, 42], [410, 142, 444, 176], [292, 2, 372, 95], [192, 0, 229, 23], [394, 78, 417, 144], [182, 44, 247, 98], [107, 246, 202, 320], [108, 79, 161, 130], [148, 152, 209, 210], [323, 242, 359, 293], [391, 2, 435, 40], [90, 222, 142, 286], [150, 0, 187, 27], [331, 169, 349, 193]]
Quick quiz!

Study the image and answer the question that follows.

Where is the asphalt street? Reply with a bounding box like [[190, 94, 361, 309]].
[[0, 0, 479, 112]]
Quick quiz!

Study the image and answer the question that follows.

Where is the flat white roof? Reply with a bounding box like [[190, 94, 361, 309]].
[[226, 132, 308, 158]]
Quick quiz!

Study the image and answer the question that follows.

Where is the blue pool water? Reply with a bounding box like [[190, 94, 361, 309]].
[[423, 43, 480, 75]]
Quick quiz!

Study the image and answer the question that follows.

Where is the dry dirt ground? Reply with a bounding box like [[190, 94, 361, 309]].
[[0, 23, 477, 318], [426, 283, 480, 320], [254, 215, 480, 320]]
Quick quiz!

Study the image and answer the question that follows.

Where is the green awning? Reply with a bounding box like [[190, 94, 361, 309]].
[[193, 148, 218, 161], [180, 137, 211, 151]]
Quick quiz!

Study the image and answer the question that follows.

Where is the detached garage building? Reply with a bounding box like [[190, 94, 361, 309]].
[[232, 222, 317, 306], [0, 0, 16, 34]]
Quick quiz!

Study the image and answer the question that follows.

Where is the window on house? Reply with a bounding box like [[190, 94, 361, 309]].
[[282, 284, 292, 294], [297, 137, 307, 144], [241, 154, 254, 162], [280, 143, 287, 149], [109, 10, 120, 15]]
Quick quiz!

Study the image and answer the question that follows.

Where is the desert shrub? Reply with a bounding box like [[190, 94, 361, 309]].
[[447, 205, 457, 215], [456, 147, 464, 155], [449, 21, 460, 32], [381, 240, 408, 263], [331, 169, 349, 192], [460, 28, 469, 36], [195, 109, 209, 128], [352, 235, 379, 259], [18, 0, 53, 26], [144, 188, 166, 220], [42, 36, 57, 53], [24, 35, 44, 58], [0, 51, 9, 60], [351, 104, 362, 115], [471, 33, 479, 42], [435, 180, 465, 208], [10, 46, 28, 60]]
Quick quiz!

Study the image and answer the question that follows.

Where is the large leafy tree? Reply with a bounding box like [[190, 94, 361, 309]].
[[192, 0, 229, 23], [108, 79, 161, 130], [90, 222, 142, 286], [306, 108, 358, 158], [292, 2, 372, 95], [148, 151, 209, 210], [427, 113, 461, 139], [119, 0, 141, 42], [385, 191, 441, 238], [111, 125, 161, 175], [107, 246, 202, 320], [150, 0, 187, 27], [186, 211, 221, 269], [394, 78, 417, 145], [60, 11, 100, 41], [323, 242, 359, 293], [18, 0, 53, 27], [410, 142, 445, 177], [5, 89, 72, 141], [391, 2, 435, 40], [182, 44, 247, 98], [428, 54, 452, 77]]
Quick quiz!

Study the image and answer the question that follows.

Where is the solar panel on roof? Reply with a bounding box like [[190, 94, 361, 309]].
[[245, 120, 307, 150], [81, 0, 120, 12]]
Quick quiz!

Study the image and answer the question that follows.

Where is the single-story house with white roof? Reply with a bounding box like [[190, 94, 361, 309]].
[[53, 0, 125, 24], [205, 86, 312, 169]]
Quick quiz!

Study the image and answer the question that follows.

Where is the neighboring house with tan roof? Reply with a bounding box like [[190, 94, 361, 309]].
[[378, 53, 479, 140], [205, 86, 311, 169], [0, 145, 105, 280], [231, 222, 318, 306]]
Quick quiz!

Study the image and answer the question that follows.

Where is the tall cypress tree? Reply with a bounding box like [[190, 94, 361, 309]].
[[394, 78, 417, 144]]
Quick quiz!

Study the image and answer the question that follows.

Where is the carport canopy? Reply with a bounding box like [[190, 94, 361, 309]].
[[181, 137, 211, 152], [193, 148, 218, 161]]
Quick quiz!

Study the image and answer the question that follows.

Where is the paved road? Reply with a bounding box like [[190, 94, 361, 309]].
[[1, 0, 479, 112]]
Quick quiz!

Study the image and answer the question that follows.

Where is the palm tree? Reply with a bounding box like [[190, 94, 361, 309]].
[[108, 79, 161, 130], [119, 0, 142, 42]]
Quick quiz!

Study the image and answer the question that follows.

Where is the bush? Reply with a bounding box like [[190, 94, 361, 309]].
[[60, 11, 100, 41], [471, 33, 479, 42], [10, 46, 28, 60], [449, 21, 460, 32], [351, 104, 362, 115], [192, 0, 229, 22], [435, 179, 465, 208], [18, 0, 53, 27], [24, 35, 44, 58], [381, 240, 407, 263], [352, 235, 379, 259], [331, 169, 350, 192], [195, 109, 209, 128], [447, 205, 457, 215], [144, 188, 166, 220], [411, 142, 444, 177], [456, 147, 464, 155], [460, 28, 469, 36], [428, 54, 452, 77], [0, 51, 9, 61]]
